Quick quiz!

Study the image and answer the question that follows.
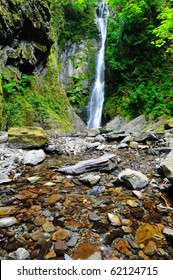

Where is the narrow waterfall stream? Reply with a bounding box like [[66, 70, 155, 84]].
[[87, 0, 109, 128]]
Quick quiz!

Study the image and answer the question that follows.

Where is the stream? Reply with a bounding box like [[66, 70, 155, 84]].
[[0, 134, 173, 260]]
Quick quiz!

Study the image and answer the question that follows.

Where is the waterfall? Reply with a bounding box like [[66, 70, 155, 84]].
[[87, 0, 109, 128]]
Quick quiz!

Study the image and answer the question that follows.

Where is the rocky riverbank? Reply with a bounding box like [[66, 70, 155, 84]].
[[0, 115, 173, 260]]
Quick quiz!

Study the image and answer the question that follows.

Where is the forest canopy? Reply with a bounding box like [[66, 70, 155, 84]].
[[104, 0, 173, 120]]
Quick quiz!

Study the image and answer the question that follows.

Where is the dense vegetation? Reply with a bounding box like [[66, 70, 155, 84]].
[[1, 66, 71, 131], [104, 0, 173, 120], [0, 0, 172, 130], [57, 0, 173, 121], [59, 0, 97, 44], [0, 0, 98, 130]]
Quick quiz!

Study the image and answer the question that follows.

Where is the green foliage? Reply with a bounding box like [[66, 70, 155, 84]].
[[66, 76, 87, 107], [105, 0, 173, 120], [152, 1, 173, 53], [1, 72, 33, 128], [60, 0, 97, 10], [59, 0, 98, 44], [2, 74, 33, 96], [0, 66, 71, 131], [121, 77, 173, 119]]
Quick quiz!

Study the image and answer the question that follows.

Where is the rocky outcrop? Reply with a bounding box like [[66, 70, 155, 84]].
[[0, 0, 56, 73], [121, 115, 146, 134], [0, 1, 92, 132], [58, 39, 97, 92], [67, 107, 87, 133], [103, 115, 147, 140], [58, 38, 97, 120], [105, 115, 127, 131]]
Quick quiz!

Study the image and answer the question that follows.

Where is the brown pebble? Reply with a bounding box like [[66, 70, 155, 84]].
[[51, 228, 70, 241], [72, 242, 102, 260], [42, 221, 55, 233]]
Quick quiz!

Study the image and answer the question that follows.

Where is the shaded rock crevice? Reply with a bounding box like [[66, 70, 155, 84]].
[[0, 0, 54, 74]]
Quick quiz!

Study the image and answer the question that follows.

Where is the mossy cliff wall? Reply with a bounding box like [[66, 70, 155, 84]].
[[0, 0, 96, 132], [57, 1, 98, 121], [58, 38, 97, 121], [0, 0, 55, 73], [0, 76, 2, 124]]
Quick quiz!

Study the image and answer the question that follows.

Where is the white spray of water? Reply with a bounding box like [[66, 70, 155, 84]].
[[87, 1, 109, 128]]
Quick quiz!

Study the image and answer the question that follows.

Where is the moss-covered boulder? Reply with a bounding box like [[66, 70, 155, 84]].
[[0, 76, 2, 128], [8, 126, 49, 148]]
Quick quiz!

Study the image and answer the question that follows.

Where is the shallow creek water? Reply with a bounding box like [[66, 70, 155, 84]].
[[0, 148, 173, 260]]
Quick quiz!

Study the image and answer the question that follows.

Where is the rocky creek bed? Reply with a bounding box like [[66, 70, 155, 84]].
[[0, 117, 173, 260]]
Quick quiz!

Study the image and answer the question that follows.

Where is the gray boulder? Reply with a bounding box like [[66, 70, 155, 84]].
[[162, 149, 173, 184], [162, 227, 173, 241], [68, 107, 87, 133], [105, 115, 127, 131], [0, 132, 8, 143], [121, 115, 146, 135], [117, 168, 149, 189], [105, 131, 129, 141], [14, 248, 30, 260], [0, 173, 12, 184], [87, 128, 100, 137], [23, 149, 46, 165]]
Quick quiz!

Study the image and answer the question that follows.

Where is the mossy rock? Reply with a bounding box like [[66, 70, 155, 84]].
[[0, 76, 3, 128], [8, 126, 49, 148], [164, 118, 173, 130]]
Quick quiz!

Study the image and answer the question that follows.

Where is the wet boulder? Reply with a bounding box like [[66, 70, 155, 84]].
[[72, 242, 103, 260], [116, 168, 149, 189], [135, 223, 165, 246]]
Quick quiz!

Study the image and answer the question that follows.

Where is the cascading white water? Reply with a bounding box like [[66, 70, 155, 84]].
[[87, 0, 109, 128]]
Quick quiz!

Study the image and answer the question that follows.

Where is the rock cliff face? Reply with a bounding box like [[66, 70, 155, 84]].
[[58, 39, 97, 93], [0, 0, 90, 132], [0, 0, 54, 73], [58, 38, 97, 120]]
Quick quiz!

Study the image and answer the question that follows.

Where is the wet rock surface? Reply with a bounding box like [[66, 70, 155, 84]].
[[0, 118, 173, 260]]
